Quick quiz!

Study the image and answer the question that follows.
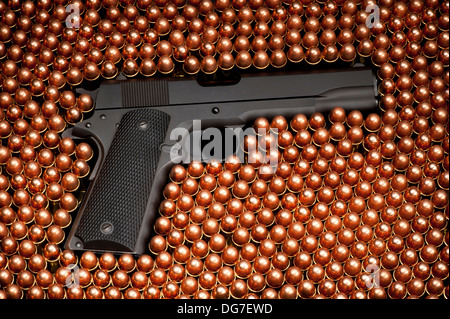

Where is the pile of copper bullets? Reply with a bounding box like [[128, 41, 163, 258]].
[[0, 0, 448, 299]]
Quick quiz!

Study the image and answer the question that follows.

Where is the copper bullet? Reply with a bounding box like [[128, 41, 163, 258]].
[[26, 285, 45, 299], [110, 269, 130, 290], [180, 276, 198, 296], [65, 66, 83, 86], [3, 283, 23, 299], [82, 61, 100, 81], [121, 57, 139, 77]]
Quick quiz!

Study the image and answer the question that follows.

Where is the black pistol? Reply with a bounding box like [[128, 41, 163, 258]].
[[64, 66, 378, 255]]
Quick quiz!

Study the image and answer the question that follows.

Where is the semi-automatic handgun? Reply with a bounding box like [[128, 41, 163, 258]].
[[63, 65, 378, 255]]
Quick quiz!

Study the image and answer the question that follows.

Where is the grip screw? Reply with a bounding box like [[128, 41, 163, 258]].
[[100, 222, 114, 235], [137, 120, 149, 130]]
